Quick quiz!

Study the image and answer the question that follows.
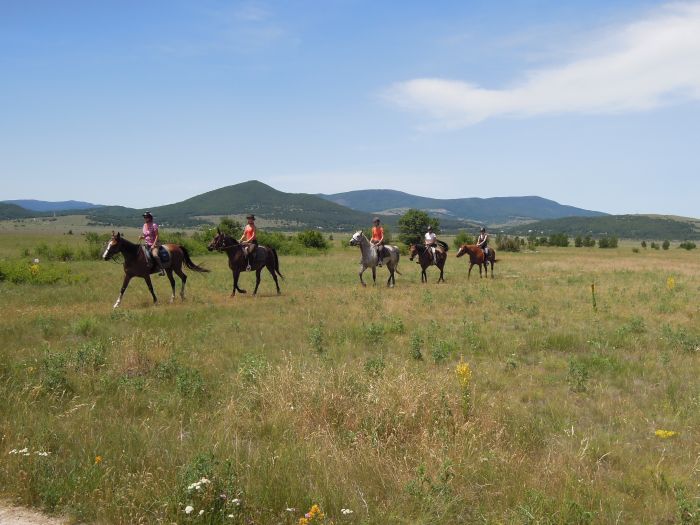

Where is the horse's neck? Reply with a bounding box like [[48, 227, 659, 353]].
[[119, 238, 140, 259]]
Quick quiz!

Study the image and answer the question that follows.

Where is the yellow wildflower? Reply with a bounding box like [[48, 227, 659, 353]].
[[94, 455, 103, 464], [299, 519, 309, 525], [455, 361, 472, 388], [667, 276, 675, 290], [655, 429, 677, 439], [30, 264, 39, 276]]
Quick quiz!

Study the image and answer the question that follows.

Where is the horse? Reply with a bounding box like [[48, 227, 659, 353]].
[[408, 242, 448, 283], [348, 231, 401, 287], [207, 230, 283, 296], [455, 244, 497, 279], [102, 231, 209, 308]]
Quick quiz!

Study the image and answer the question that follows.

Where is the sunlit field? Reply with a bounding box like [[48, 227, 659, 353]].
[[1, 229, 699, 524]]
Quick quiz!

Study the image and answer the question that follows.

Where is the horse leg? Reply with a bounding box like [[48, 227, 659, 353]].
[[421, 267, 427, 283], [267, 260, 281, 294], [113, 274, 132, 308], [439, 263, 445, 283], [253, 268, 262, 296], [174, 267, 188, 300], [144, 275, 158, 305], [372, 266, 377, 286], [166, 269, 176, 303], [468, 263, 473, 280], [359, 265, 367, 287], [490, 260, 494, 278]]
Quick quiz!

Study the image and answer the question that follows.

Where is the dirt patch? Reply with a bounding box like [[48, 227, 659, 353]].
[[0, 504, 66, 525]]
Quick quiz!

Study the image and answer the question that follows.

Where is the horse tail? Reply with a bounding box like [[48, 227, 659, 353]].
[[181, 245, 210, 273], [272, 248, 284, 279]]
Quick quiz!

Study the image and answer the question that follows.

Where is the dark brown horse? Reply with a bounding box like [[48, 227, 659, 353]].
[[102, 232, 209, 308], [408, 243, 447, 283], [207, 231, 283, 296], [455, 244, 497, 279]]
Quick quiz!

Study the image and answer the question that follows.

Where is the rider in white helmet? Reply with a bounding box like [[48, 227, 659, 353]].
[[424, 225, 438, 265]]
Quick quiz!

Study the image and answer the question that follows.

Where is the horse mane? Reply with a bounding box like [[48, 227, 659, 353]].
[[118, 235, 140, 255]]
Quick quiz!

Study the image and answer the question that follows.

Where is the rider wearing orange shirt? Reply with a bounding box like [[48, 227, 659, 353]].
[[371, 217, 385, 267], [239, 214, 257, 271]]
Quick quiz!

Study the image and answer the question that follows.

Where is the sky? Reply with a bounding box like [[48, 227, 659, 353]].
[[1, 0, 699, 217]]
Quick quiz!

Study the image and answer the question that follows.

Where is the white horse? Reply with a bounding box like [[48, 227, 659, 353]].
[[349, 231, 401, 287]]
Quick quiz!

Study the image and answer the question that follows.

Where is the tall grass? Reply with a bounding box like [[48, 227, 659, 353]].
[[0, 234, 699, 523]]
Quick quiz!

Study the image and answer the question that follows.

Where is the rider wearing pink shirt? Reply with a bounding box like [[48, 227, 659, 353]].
[[139, 211, 165, 275]]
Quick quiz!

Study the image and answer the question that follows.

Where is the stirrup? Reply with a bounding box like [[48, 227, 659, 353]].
[[246, 264, 252, 271]]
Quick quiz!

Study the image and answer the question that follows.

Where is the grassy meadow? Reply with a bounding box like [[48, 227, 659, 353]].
[[1, 229, 699, 524]]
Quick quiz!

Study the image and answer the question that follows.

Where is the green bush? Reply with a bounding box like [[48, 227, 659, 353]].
[[398, 209, 440, 246], [679, 241, 696, 250], [296, 230, 329, 249], [548, 233, 569, 247], [662, 240, 671, 250], [598, 236, 618, 248], [453, 231, 474, 250], [496, 235, 521, 252], [0, 260, 72, 285]]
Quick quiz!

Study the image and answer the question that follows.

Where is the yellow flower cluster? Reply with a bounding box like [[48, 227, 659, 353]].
[[455, 361, 472, 388], [655, 429, 677, 439], [667, 276, 675, 290], [30, 264, 40, 276], [299, 504, 324, 525]]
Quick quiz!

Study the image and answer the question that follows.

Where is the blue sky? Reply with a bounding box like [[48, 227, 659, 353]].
[[1, 1, 699, 216]]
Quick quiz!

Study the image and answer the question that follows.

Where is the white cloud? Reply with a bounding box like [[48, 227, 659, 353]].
[[384, 2, 700, 127]]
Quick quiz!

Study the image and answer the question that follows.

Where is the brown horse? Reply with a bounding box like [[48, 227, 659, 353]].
[[102, 232, 209, 308], [455, 244, 497, 279], [207, 231, 283, 296], [409, 243, 447, 283]]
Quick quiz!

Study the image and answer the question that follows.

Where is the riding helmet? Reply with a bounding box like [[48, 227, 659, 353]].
[[143, 211, 153, 219], [246, 214, 255, 220]]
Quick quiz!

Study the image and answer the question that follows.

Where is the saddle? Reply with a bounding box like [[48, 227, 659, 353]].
[[142, 245, 171, 270]]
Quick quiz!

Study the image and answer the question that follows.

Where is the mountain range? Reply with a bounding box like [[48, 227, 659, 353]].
[[1, 199, 103, 212], [2, 180, 698, 239], [319, 189, 605, 225]]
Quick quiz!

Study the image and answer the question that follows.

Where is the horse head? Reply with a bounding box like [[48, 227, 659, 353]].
[[456, 244, 473, 258], [349, 231, 364, 246], [103, 231, 122, 260], [408, 243, 420, 261], [208, 230, 238, 252]]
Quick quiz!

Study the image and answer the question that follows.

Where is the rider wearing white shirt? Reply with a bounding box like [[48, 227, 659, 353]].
[[425, 226, 438, 264]]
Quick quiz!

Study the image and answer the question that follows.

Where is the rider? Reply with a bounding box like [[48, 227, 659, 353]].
[[239, 214, 257, 271], [425, 225, 439, 265], [477, 227, 489, 257], [371, 217, 385, 267], [139, 211, 165, 275]]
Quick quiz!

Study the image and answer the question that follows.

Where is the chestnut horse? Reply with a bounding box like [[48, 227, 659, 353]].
[[207, 231, 283, 296], [408, 243, 447, 283], [103, 231, 209, 308], [455, 244, 497, 279]]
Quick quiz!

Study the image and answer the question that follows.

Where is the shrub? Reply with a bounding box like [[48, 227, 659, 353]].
[[548, 233, 569, 247], [679, 241, 696, 250], [296, 230, 329, 249], [583, 236, 596, 247], [496, 235, 521, 252], [453, 231, 474, 250], [662, 240, 671, 250], [641, 240, 647, 248], [574, 236, 583, 247], [651, 242, 660, 250], [598, 236, 618, 248]]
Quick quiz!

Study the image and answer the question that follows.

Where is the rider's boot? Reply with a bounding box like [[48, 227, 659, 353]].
[[377, 248, 383, 267], [246, 256, 252, 271], [155, 259, 165, 276]]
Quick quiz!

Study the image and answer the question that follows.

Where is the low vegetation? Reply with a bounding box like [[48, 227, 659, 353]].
[[1, 230, 699, 523]]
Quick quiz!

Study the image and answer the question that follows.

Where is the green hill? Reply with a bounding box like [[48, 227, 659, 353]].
[[0, 202, 36, 220], [87, 181, 374, 230], [319, 189, 606, 225], [504, 215, 700, 240]]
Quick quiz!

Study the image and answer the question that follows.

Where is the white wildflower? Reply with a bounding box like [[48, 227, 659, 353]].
[[33, 258, 40, 264], [341, 508, 354, 515], [9, 449, 18, 455], [199, 509, 204, 516], [35, 451, 50, 457], [231, 498, 241, 506], [227, 514, 234, 518], [184, 505, 194, 514], [286, 507, 296, 512]]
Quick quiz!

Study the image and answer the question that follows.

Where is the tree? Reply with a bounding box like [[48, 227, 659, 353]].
[[453, 231, 474, 250], [398, 209, 440, 246], [662, 240, 670, 250]]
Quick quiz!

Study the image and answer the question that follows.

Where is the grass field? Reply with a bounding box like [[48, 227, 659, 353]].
[[1, 230, 699, 524]]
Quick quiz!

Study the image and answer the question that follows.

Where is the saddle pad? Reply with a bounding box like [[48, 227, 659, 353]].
[[158, 246, 170, 264]]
